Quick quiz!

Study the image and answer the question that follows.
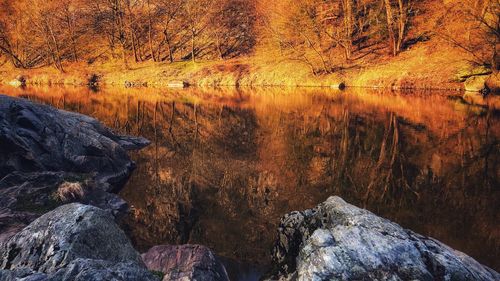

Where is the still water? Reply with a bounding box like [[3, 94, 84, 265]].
[[1, 86, 499, 278]]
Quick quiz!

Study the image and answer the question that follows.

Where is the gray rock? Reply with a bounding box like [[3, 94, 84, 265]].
[[0, 171, 128, 245], [0, 204, 143, 273], [0, 204, 159, 281], [50, 258, 158, 281], [0, 259, 158, 281], [0, 95, 149, 241], [0, 94, 149, 187], [142, 245, 229, 281], [267, 196, 500, 281]]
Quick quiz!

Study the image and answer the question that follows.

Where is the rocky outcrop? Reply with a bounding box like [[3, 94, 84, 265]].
[[0, 95, 149, 242], [267, 196, 500, 281], [0, 204, 158, 281], [142, 245, 229, 281], [0, 94, 149, 186]]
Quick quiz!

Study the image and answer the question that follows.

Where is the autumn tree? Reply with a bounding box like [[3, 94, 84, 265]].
[[209, 0, 256, 59], [383, 0, 409, 56], [466, 0, 499, 72], [0, 1, 26, 68], [184, 0, 216, 63]]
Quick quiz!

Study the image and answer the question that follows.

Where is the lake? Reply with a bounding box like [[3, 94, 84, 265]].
[[1, 86, 499, 279]]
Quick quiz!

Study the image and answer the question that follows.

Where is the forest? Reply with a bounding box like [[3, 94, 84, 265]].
[[0, 0, 498, 82]]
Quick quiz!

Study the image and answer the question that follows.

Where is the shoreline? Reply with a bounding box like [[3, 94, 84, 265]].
[[3, 57, 496, 92]]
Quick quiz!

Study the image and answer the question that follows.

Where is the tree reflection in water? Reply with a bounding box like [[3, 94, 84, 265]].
[[2, 86, 498, 274]]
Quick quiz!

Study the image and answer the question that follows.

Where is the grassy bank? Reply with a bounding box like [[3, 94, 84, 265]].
[[0, 42, 497, 91]]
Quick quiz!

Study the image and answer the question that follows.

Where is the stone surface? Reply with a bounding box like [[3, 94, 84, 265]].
[[142, 245, 229, 281], [267, 196, 500, 281], [0, 204, 142, 272], [0, 204, 159, 281], [0, 95, 149, 241], [464, 75, 489, 93], [0, 94, 149, 187], [0, 259, 157, 281]]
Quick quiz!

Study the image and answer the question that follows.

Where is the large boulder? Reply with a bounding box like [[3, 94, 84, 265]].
[[0, 204, 158, 281], [142, 245, 229, 281], [267, 196, 500, 281], [0, 259, 156, 281], [0, 95, 149, 241], [0, 94, 149, 187]]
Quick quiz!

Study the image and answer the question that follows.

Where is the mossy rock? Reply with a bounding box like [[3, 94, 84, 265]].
[[464, 75, 489, 93]]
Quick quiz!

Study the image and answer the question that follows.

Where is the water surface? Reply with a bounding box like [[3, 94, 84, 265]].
[[1, 86, 499, 278]]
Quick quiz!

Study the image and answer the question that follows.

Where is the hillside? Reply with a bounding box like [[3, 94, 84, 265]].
[[0, 0, 498, 91]]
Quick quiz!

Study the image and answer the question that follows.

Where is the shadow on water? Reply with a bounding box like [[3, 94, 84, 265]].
[[1, 85, 499, 280]]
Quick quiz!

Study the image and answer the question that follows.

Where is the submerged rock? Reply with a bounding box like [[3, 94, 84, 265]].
[[267, 196, 500, 281], [142, 245, 229, 281], [0, 204, 158, 281]]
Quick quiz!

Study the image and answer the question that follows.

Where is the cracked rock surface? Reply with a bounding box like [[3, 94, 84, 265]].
[[0, 95, 149, 243], [142, 245, 229, 281], [267, 196, 500, 281], [0, 94, 149, 188], [0, 203, 158, 281]]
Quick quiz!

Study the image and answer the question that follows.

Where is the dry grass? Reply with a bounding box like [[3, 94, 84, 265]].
[[55, 182, 86, 203]]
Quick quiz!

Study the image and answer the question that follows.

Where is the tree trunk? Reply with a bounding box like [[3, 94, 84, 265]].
[[216, 36, 224, 60], [46, 22, 64, 72], [0, 44, 25, 68], [147, 0, 156, 62], [121, 43, 128, 69], [191, 29, 196, 63], [396, 0, 406, 53], [66, 14, 78, 62], [164, 29, 174, 63], [383, 0, 397, 56], [131, 30, 139, 62], [343, 0, 353, 60]]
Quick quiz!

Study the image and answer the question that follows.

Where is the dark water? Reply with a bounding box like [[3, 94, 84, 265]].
[[1, 86, 499, 278]]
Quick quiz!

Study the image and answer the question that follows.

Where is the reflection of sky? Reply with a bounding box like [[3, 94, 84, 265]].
[[2, 86, 499, 277]]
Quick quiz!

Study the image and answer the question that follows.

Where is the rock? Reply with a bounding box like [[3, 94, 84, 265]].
[[7, 76, 26, 88], [464, 75, 489, 93], [0, 259, 157, 281], [0, 95, 149, 241], [0, 95, 149, 187], [0, 171, 129, 239], [485, 72, 499, 94], [0, 204, 158, 281], [142, 245, 229, 281], [0, 204, 142, 272], [167, 81, 189, 88], [329, 82, 345, 90], [125, 81, 148, 88], [267, 196, 500, 281]]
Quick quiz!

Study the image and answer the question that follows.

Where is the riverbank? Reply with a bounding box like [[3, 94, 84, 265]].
[[1, 42, 498, 92]]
